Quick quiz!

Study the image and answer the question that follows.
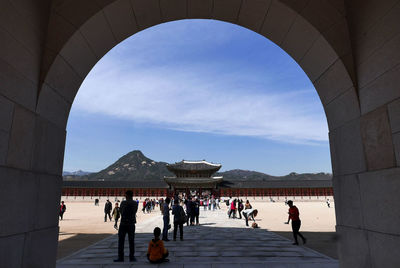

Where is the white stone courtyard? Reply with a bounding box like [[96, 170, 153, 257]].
[[57, 209, 338, 268]]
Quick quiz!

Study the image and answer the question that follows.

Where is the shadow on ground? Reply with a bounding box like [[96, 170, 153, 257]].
[[272, 231, 338, 259], [57, 225, 338, 267], [57, 233, 112, 260]]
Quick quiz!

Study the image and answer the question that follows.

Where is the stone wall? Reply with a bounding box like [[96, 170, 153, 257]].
[[1, 0, 400, 267]]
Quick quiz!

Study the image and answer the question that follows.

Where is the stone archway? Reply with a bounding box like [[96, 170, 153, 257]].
[[1, 1, 400, 267]]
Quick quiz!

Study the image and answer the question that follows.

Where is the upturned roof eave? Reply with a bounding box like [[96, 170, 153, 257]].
[[166, 160, 222, 172]]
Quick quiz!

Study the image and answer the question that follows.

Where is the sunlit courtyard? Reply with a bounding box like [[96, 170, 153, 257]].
[[57, 199, 337, 267]]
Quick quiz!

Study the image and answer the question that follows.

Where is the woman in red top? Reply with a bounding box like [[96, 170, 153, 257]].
[[285, 200, 306, 245], [230, 199, 237, 218]]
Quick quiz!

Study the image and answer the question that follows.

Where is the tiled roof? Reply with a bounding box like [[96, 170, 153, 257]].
[[167, 160, 222, 172]]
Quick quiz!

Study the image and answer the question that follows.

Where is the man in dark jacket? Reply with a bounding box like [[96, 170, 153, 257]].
[[59, 201, 66, 220], [114, 190, 138, 262], [188, 197, 196, 225], [162, 197, 171, 241], [194, 198, 200, 225], [104, 200, 112, 222]]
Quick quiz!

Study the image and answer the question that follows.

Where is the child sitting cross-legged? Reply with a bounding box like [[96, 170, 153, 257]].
[[147, 227, 169, 263]]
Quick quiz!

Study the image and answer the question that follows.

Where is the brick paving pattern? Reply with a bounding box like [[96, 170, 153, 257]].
[[57, 209, 338, 268]]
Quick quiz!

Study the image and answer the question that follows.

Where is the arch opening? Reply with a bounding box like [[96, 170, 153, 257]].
[[37, 1, 359, 266], [59, 16, 339, 263]]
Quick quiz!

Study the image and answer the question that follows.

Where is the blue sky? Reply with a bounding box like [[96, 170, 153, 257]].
[[64, 19, 331, 175]]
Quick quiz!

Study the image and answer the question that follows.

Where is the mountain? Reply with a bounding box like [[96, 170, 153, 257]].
[[217, 169, 275, 181], [63, 150, 332, 181], [217, 170, 331, 181], [85, 150, 173, 181], [62, 170, 92, 176]]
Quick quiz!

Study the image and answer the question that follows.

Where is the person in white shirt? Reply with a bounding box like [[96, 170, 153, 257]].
[[242, 208, 258, 227]]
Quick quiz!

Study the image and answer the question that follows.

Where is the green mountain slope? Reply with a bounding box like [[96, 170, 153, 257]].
[[86, 150, 173, 181]]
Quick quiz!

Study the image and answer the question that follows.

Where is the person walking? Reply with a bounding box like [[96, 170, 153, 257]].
[[194, 198, 200, 225], [104, 200, 112, 222], [229, 199, 237, 218], [227, 197, 233, 217], [162, 197, 171, 241], [172, 199, 184, 241], [285, 200, 306, 245], [142, 200, 147, 213], [185, 199, 190, 226], [238, 199, 244, 219], [114, 190, 138, 262], [59, 201, 66, 220], [326, 199, 331, 208], [112, 202, 120, 230]]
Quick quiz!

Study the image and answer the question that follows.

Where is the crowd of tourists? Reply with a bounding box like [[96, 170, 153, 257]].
[[59, 192, 307, 263], [142, 198, 158, 213], [226, 197, 259, 227]]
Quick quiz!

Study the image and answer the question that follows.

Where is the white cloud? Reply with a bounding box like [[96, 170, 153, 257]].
[[74, 61, 328, 145], [72, 20, 328, 145]]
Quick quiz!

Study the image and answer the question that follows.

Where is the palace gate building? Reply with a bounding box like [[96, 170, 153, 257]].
[[61, 160, 333, 199], [164, 160, 224, 196]]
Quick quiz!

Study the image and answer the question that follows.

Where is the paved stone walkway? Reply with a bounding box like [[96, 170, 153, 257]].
[[57, 209, 338, 268]]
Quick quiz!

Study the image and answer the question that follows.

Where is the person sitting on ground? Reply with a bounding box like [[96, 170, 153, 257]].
[[242, 208, 258, 227], [147, 227, 169, 263]]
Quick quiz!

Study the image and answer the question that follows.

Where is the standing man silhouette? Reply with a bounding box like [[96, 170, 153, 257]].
[[59, 201, 66, 220], [285, 200, 306, 245], [114, 190, 138, 262], [162, 197, 171, 241], [104, 200, 112, 222]]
